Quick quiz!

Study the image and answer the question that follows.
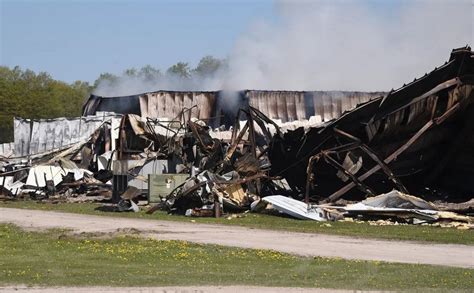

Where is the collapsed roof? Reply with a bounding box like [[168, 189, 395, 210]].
[[268, 46, 474, 202]]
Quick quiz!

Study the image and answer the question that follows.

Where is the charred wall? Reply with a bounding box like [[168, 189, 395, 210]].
[[83, 90, 384, 127]]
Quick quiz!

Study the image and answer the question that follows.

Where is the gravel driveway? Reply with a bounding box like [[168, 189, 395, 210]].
[[0, 207, 472, 268]]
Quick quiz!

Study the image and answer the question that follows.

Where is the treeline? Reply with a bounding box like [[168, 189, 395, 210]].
[[93, 56, 224, 88], [0, 56, 225, 143]]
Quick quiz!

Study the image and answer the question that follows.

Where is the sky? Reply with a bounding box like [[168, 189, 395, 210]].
[[0, 0, 277, 83], [1, 0, 472, 91]]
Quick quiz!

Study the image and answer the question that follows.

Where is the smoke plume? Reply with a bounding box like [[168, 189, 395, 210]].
[[94, 0, 472, 96]]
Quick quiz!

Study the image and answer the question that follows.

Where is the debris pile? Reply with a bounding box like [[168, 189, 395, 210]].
[[321, 190, 472, 228], [147, 107, 287, 217], [1, 46, 473, 228], [0, 120, 115, 201]]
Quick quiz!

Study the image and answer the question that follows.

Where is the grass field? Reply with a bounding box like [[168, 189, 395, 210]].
[[0, 200, 473, 245], [0, 224, 472, 291]]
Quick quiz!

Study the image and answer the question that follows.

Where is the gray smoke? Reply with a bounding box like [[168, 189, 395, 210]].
[[94, 0, 472, 96], [223, 0, 472, 91]]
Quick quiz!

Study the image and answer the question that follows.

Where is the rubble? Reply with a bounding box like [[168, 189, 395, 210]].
[[341, 190, 473, 225], [1, 46, 473, 229]]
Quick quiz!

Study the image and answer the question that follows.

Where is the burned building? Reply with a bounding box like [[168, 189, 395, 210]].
[[2, 46, 473, 225]]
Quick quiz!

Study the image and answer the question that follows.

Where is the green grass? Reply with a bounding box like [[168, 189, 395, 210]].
[[0, 224, 472, 290], [1, 200, 473, 245]]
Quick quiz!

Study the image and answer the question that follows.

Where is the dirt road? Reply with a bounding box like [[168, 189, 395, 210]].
[[0, 207, 472, 268]]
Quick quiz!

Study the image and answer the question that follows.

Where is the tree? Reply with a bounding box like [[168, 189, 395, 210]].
[[138, 65, 161, 81], [193, 56, 223, 78], [93, 72, 118, 89], [166, 62, 191, 79], [124, 68, 137, 77]]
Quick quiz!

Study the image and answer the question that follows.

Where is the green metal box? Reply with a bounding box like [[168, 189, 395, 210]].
[[148, 174, 189, 203]]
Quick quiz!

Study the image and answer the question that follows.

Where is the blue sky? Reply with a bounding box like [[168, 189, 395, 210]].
[[0, 0, 444, 86], [1, 0, 278, 83]]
